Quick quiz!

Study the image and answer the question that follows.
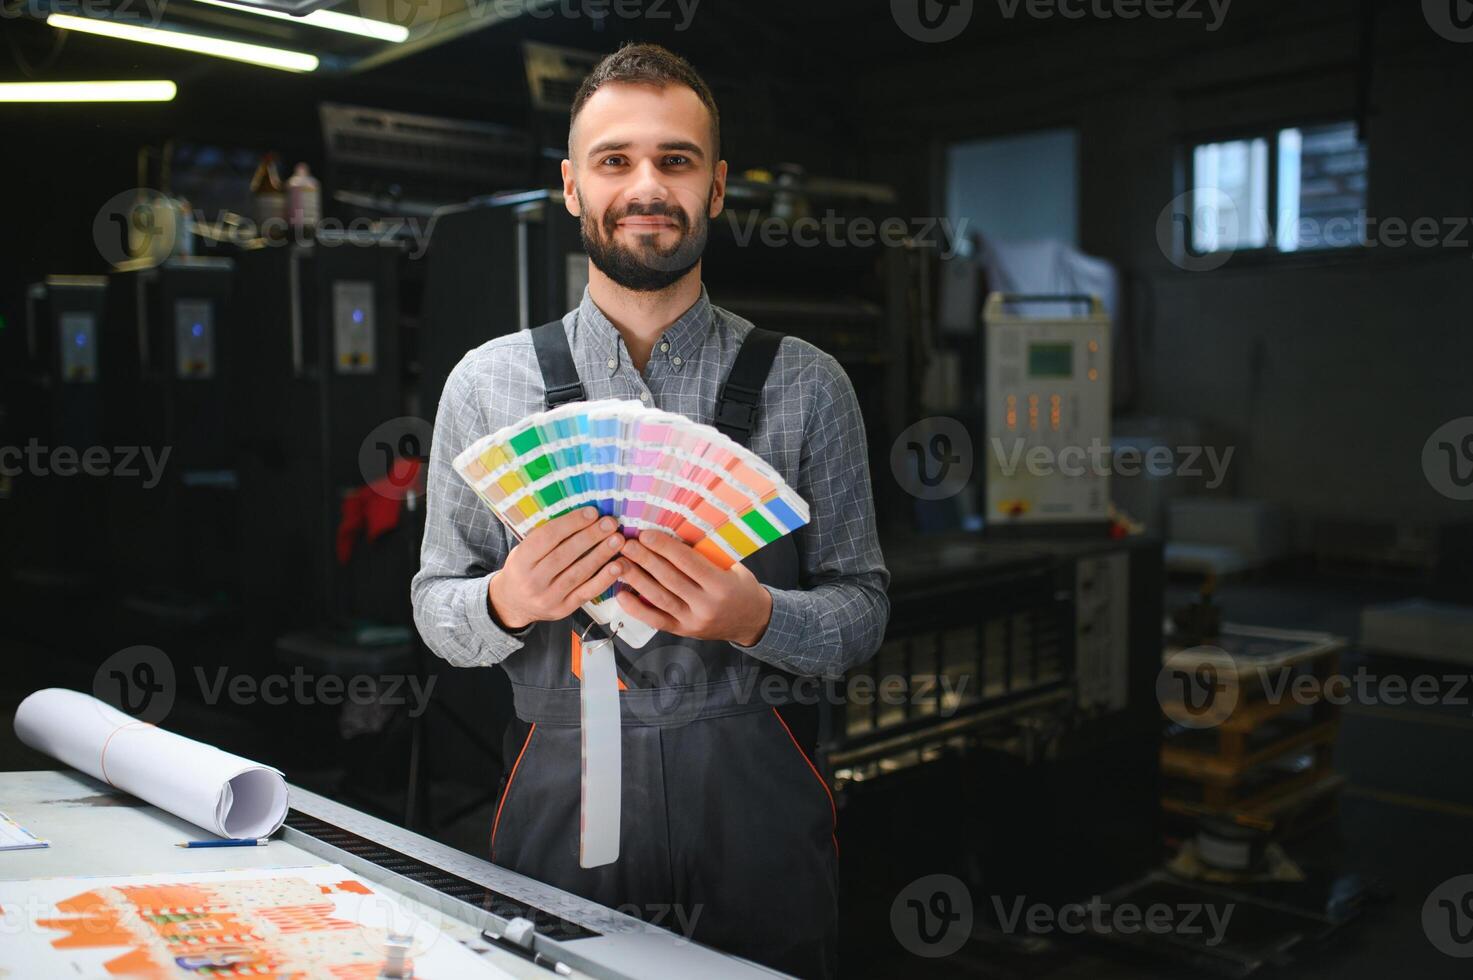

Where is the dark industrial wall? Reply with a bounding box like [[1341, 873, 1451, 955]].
[[8, 1, 1467, 530], [855, 0, 1473, 530]]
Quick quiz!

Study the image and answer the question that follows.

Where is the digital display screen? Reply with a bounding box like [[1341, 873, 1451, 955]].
[[1028, 342, 1073, 378]]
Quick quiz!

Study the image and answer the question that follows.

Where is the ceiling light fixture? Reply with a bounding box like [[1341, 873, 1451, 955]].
[[192, 0, 409, 43], [47, 13, 319, 72], [0, 80, 179, 102]]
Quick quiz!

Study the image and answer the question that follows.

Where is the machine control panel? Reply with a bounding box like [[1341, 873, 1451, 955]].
[[332, 280, 377, 374], [58, 312, 98, 383], [173, 298, 216, 379], [985, 293, 1111, 526]]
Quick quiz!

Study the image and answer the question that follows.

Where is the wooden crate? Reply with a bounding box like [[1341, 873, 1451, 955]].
[[1163, 772, 1346, 839], [1161, 624, 1348, 830]]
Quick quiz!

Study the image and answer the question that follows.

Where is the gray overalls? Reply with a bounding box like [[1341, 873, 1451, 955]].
[[489, 319, 839, 979]]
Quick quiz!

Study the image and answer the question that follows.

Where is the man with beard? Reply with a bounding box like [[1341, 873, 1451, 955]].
[[412, 43, 889, 979]]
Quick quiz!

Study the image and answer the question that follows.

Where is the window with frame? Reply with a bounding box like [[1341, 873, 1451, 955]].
[[1187, 120, 1369, 257]]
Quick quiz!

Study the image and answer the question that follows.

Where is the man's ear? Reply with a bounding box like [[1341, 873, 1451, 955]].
[[709, 159, 728, 219], [562, 159, 580, 217]]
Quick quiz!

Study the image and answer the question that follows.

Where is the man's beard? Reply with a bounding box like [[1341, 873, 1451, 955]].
[[578, 187, 711, 293]]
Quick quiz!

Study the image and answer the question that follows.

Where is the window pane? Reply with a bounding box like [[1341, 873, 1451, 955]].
[[1191, 138, 1270, 253], [1277, 121, 1368, 252], [946, 128, 1079, 246]]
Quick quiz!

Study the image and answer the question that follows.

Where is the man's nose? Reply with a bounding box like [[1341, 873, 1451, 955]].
[[623, 159, 670, 207]]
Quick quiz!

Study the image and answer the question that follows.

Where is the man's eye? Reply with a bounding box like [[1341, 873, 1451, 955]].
[[602, 156, 626, 167], [664, 155, 690, 167]]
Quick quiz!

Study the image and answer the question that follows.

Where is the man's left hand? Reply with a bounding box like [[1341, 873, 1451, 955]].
[[613, 530, 773, 646]]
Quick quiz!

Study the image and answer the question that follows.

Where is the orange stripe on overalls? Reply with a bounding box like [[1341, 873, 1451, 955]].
[[570, 629, 628, 690]]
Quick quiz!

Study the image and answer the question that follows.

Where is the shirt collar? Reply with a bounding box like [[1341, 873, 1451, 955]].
[[575, 284, 714, 376]]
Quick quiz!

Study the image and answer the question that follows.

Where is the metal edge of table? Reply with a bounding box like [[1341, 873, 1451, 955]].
[[283, 783, 790, 980]]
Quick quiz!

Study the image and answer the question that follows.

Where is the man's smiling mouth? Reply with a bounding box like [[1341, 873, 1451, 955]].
[[617, 216, 678, 229]]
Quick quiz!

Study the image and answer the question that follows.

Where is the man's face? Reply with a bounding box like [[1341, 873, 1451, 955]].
[[564, 81, 726, 292]]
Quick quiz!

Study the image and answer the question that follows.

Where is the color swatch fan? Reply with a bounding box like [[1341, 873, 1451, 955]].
[[453, 398, 810, 647]]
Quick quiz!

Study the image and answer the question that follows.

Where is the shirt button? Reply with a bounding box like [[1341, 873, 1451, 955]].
[[660, 342, 670, 352], [671, 355, 683, 367], [606, 357, 617, 369], [639, 392, 650, 402]]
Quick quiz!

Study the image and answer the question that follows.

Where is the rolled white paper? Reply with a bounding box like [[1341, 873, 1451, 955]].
[[578, 636, 621, 868], [13, 688, 288, 840]]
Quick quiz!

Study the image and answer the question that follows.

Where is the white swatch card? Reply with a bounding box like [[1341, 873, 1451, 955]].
[[578, 634, 621, 868]]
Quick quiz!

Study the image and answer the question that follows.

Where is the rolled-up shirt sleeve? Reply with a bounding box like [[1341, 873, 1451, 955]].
[[730, 351, 891, 678], [411, 357, 529, 668]]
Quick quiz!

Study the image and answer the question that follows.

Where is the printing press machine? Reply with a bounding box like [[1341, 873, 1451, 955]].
[[1, 769, 788, 979], [831, 531, 1165, 958]]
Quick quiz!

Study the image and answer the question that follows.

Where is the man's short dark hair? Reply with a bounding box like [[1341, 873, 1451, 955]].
[[569, 43, 721, 161]]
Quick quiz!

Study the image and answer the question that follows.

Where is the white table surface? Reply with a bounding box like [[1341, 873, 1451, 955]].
[[0, 768, 569, 979]]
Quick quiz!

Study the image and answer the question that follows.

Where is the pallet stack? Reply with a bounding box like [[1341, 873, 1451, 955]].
[[1159, 624, 1347, 838]]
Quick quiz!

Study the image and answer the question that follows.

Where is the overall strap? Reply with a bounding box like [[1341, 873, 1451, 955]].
[[530, 318, 585, 408], [713, 327, 784, 447], [528, 319, 616, 663], [533, 316, 786, 446]]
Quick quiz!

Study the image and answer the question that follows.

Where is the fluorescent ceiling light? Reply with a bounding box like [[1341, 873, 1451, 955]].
[[47, 13, 319, 72], [0, 80, 179, 102], [192, 0, 409, 43]]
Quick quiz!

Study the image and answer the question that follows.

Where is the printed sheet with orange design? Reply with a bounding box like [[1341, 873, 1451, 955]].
[[0, 863, 512, 978]]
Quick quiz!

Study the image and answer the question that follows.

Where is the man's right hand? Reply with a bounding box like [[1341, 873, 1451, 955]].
[[488, 506, 626, 630]]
